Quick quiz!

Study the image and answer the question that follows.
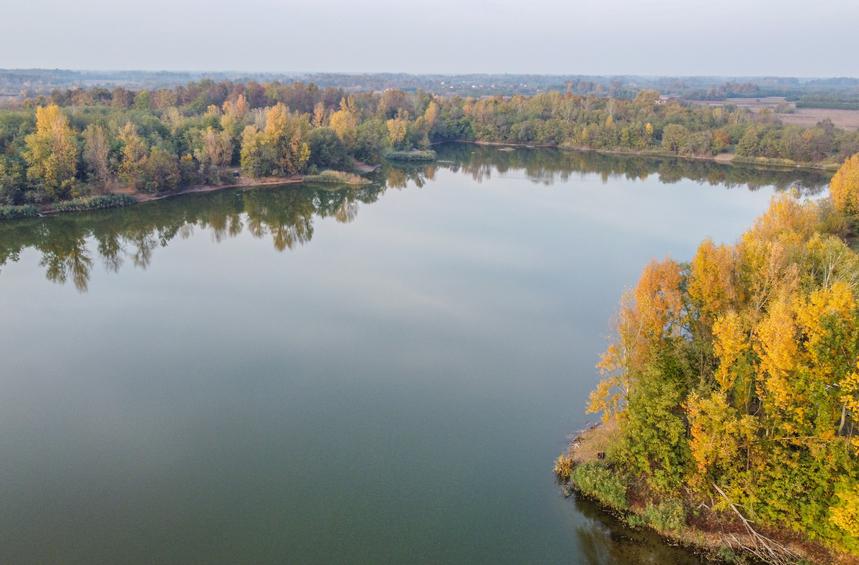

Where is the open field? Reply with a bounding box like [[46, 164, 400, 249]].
[[779, 107, 859, 130], [690, 96, 859, 130]]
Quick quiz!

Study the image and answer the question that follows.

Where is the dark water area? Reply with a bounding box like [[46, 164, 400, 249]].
[[0, 145, 827, 563]]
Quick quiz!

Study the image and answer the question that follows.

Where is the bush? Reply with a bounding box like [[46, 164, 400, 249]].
[[0, 204, 38, 220], [553, 453, 575, 481], [570, 462, 628, 511], [51, 194, 136, 213]]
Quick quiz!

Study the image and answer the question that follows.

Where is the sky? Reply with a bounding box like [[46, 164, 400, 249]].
[[2, 0, 858, 77]]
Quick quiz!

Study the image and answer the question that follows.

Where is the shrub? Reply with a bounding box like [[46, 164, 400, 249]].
[[553, 453, 575, 481], [570, 462, 628, 511]]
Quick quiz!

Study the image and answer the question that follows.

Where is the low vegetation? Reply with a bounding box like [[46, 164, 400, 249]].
[[302, 170, 370, 186], [561, 154, 859, 563], [385, 149, 437, 162], [568, 462, 628, 511], [51, 194, 136, 213]]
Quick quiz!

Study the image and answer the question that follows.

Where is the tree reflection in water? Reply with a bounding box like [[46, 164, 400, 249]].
[[0, 144, 829, 293], [570, 495, 705, 565]]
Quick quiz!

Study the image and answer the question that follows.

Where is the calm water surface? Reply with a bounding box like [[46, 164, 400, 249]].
[[0, 146, 827, 564]]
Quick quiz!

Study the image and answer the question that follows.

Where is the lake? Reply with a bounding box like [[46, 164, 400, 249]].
[[0, 145, 827, 564]]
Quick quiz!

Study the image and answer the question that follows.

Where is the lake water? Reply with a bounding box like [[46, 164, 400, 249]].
[[0, 146, 827, 564]]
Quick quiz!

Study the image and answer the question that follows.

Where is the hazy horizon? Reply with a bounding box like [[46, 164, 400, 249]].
[[3, 0, 858, 77], [3, 68, 859, 80]]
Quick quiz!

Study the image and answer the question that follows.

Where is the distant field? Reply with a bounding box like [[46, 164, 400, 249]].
[[689, 96, 859, 131], [779, 107, 859, 130]]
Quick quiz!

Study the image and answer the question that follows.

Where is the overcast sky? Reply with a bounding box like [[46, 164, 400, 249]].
[[2, 0, 858, 77]]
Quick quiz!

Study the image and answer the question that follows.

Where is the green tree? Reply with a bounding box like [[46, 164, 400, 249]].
[[661, 124, 689, 154], [306, 127, 350, 170]]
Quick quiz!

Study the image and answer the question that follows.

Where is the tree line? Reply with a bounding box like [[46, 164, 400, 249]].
[[1, 80, 858, 206]]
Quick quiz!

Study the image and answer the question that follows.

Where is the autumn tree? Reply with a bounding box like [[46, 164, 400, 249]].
[[240, 125, 269, 178], [587, 185, 859, 554], [263, 103, 310, 175], [312, 102, 326, 128], [23, 105, 78, 198], [117, 122, 149, 190], [194, 127, 233, 183], [386, 117, 408, 149], [141, 146, 180, 193], [830, 153, 859, 215], [221, 94, 249, 142], [329, 97, 358, 147], [82, 124, 111, 189]]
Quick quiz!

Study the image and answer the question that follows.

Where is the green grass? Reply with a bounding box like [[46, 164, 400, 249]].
[[570, 462, 628, 511]]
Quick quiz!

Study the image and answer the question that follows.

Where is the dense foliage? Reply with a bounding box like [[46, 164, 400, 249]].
[[0, 81, 857, 207], [587, 156, 859, 555]]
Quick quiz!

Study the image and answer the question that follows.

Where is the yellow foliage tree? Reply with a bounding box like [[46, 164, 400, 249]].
[[329, 97, 358, 147], [423, 101, 439, 128], [830, 153, 859, 215], [712, 311, 748, 391], [117, 122, 148, 190], [687, 391, 756, 479], [23, 105, 78, 198], [386, 117, 408, 148], [589, 260, 683, 421], [634, 258, 684, 341], [831, 485, 859, 540], [755, 295, 800, 418], [689, 239, 736, 328]]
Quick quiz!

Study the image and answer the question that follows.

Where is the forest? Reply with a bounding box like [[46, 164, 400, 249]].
[[558, 156, 859, 562], [2, 80, 859, 215]]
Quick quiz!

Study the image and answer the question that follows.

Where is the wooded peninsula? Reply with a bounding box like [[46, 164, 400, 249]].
[[2, 80, 859, 218], [556, 155, 859, 563]]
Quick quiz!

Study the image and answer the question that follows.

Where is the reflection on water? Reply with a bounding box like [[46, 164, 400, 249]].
[[0, 143, 828, 564], [0, 144, 828, 293], [572, 496, 703, 565]]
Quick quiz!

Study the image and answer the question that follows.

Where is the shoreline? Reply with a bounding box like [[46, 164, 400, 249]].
[[5, 172, 369, 221], [34, 177, 305, 217], [1, 144, 835, 222], [555, 421, 843, 564], [442, 140, 840, 174]]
